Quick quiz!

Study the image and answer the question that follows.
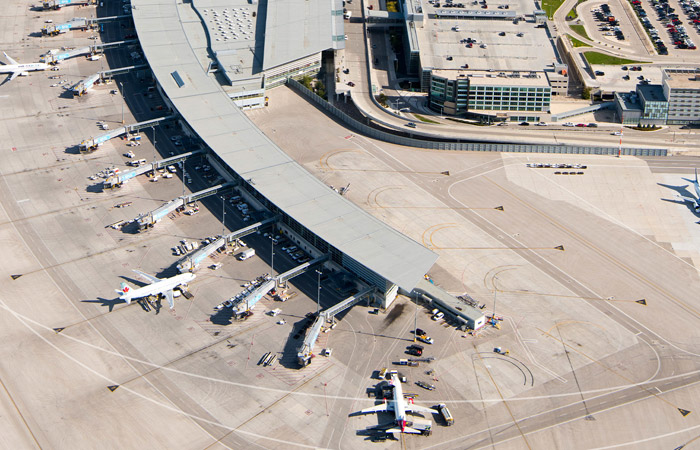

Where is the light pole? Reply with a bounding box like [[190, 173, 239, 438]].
[[316, 269, 322, 315], [493, 274, 499, 321], [221, 195, 226, 236], [269, 235, 275, 277], [180, 161, 186, 198], [413, 294, 418, 342], [120, 81, 125, 124], [152, 126, 156, 164]]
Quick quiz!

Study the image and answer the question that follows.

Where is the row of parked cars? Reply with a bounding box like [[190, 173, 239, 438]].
[[281, 242, 311, 264], [215, 274, 274, 310], [645, 0, 696, 52], [594, 4, 625, 40], [526, 163, 588, 169], [562, 122, 598, 127], [229, 195, 255, 223]]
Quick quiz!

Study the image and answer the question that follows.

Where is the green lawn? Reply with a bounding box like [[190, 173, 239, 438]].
[[566, 0, 588, 20], [568, 35, 591, 47], [569, 24, 591, 40], [413, 114, 440, 124], [583, 51, 645, 65], [541, 0, 566, 19]]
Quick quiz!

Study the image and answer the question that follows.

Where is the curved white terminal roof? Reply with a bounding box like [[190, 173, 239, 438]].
[[131, 0, 438, 291]]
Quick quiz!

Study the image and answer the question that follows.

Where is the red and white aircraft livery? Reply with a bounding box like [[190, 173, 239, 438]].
[[357, 373, 434, 434], [116, 269, 195, 309]]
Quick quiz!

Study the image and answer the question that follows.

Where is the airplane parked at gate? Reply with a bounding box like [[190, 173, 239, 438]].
[[0, 52, 50, 82], [355, 373, 434, 435], [116, 270, 195, 309], [677, 169, 700, 212]]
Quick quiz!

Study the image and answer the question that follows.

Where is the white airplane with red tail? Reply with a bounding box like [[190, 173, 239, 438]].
[[356, 373, 434, 434]]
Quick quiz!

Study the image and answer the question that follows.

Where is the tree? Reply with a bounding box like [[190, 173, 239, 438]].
[[582, 86, 591, 100], [315, 80, 327, 99], [301, 75, 313, 90]]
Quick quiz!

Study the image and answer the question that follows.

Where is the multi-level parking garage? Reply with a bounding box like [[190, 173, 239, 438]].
[[131, 0, 438, 307]]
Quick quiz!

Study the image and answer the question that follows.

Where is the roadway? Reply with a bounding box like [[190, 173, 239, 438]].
[[333, 0, 700, 154]]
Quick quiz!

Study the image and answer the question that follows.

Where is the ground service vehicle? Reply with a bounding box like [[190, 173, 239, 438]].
[[238, 248, 255, 261], [437, 404, 454, 425]]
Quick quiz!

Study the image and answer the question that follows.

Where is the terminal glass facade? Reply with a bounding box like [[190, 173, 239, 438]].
[[427, 72, 552, 115], [468, 85, 551, 112], [429, 75, 469, 115]]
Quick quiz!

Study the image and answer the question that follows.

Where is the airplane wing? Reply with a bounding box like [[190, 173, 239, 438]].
[[359, 403, 391, 414], [675, 194, 699, 205], [165, 289, 175, 309], [132, 269, 160, 284], [405, 404, 435, 415], [386, 427, 421, 434], [3, 52, 18, 65], [9, 71, 19, 81]]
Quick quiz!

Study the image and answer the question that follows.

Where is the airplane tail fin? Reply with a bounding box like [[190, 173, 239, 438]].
[[116, 282, 132, 304], [3, 52, 18, 65], [695, 168, 698, 184]]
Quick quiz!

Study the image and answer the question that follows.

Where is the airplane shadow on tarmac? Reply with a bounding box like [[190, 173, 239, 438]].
[[658, 182, 700, 221], [81, 297, 125, 312]]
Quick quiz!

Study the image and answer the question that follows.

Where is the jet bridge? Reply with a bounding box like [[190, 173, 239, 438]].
[[79, 115, 175, 153], [275, 254, 330, 284], [103, 149, 205, 189], [72, 73, 100, 96], [176, 216, 279, 272], [44, 15, 131, 35], [297, 286, 375, 367], [43, 0, 95, 10], [42, 17, 89, 35], [72, 64, 148, 96], [40, 46, 92, 64], [136, 183, 234, 230], [41, 40, 139, 64], [231, 279, 276, 317]]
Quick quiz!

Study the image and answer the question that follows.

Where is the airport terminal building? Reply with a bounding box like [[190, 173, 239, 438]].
[[395, 0, 568, 121], [131, 0, 439, 308], [188, 0, 345, 109], [614, 68, 700, 126]]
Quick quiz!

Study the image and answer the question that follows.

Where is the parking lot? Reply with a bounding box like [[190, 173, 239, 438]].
[[632, 0, 700, 54], [578, 0, 652, 56]]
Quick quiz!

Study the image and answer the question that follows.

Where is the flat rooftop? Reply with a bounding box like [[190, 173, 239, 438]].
[[195, 0, 263, 91], [415, 15, 559, 72], [432, 69, 550, 86], [615, 92, 643, 112], [638, 84, 666, 103], [664, 69, 700, 90], [263, 0, 340, 71], [132, 0, 438, 291]]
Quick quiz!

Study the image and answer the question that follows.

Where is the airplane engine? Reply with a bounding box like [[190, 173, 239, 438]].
[[19, 72, 29, 77]]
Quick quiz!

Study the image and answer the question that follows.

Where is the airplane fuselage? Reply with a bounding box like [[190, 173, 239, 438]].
[[391, 375, 408, 427], [0, 63, 49, 74], [121, 272, 194, 301]]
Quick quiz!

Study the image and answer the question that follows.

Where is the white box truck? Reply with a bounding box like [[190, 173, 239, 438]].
[[238, 248, 255, 261]]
